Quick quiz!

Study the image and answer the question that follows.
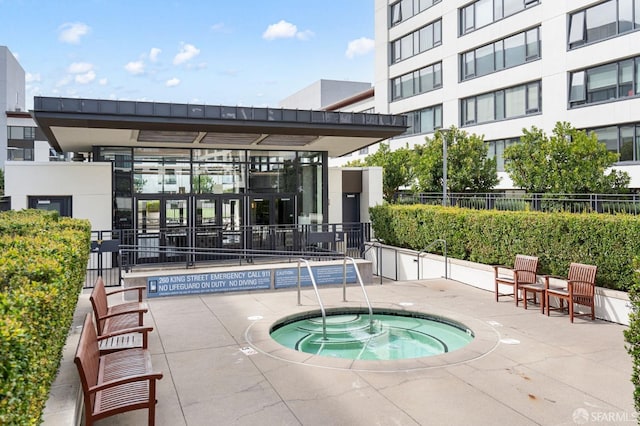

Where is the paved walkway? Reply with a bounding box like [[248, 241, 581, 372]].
[[46, 278, 634, 425]]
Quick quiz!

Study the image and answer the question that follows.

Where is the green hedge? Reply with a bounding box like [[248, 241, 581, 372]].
[[370, 204, 640, 291], [625, 259, 640, 414], [0, 210, 91, 425]]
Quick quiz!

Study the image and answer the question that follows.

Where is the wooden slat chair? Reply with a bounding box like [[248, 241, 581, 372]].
[[74, 313, 163, 426], [90, 276, 152, 353], [545, 263, 597, 322], [493, 255, 539, 306]]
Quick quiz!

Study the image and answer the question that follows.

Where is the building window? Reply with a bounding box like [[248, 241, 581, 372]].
[[460, 0, 539, 35], [568, 0, 640, 49], [390, 0, 442, 27], [461, 81, 541, 126], [7, 126, 37, 140], [460, 27, 540, 80], [392, 62, 442, 100], [587, 123, 640, 161], [391, 19, 442, 64], [487, 138, 519, 171], [401, 104, 443, 136], [569, 56, 640, 107]]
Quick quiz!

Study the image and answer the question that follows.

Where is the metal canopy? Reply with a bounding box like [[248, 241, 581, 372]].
[[32, 97, 407, 157]]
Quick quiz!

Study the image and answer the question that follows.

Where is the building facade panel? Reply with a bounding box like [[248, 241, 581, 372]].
[[374, 0, 640, 190]]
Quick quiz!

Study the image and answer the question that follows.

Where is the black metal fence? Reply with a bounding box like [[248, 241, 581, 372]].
[[397, 192, 640, 214], [86, 222, 371, 287]]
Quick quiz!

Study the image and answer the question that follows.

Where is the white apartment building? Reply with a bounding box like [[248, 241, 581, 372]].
[[369, 0, 640, 189]]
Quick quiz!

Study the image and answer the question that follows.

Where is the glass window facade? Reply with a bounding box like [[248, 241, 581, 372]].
[[569, 56, 640, 107], [95, 147, 327, 230], [460, 0, 539, 35], [461, 81, 541, 125], [390, 0, 442, 27], [392, 61, 442, 100], [391, 19, 442, 64], [460, 27, 540, 80], [568, 0, 640, 49]]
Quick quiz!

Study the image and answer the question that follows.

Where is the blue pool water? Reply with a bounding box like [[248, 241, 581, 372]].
[[270, 311, 474, 361]]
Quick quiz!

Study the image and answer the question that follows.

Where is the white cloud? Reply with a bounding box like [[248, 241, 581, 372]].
[[211, 22, 226, 32], [58, 22, 90, 44], [149, 48, 161, 62], [345, 37, 375, 59], [296, 30, 314, 41], [263, 20, 299, 40], [75, 70, 96, 84], [68, 62, 93, 74], [99, 78, 108, 86], [56, 75, 72, 87], [26, 72, 41, 83], [173, 43, 200, 65], [124, 60, 145, 75], [165, 77, 180, 87]]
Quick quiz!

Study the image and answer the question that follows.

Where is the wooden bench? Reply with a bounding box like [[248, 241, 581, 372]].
[[493, 255, 539, 306], [75, 313, 163, 426], [90, 276, 153, 354]]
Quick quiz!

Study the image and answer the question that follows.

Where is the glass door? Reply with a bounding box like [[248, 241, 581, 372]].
[[250, 197, 271, 249], [274, 195, 296, 251], [221, 197, 242, 251], [249, 194, 297, 251], [136, 198, 161, 263], [164, 197, 189, 262]]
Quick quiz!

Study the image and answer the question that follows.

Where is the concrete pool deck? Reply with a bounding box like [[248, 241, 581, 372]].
[[46, 278, 634, 425]]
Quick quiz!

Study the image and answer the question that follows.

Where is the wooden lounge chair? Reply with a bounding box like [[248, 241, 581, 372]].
[[90, 276, 152, 353], [545, 263, 597, 322], [75, 313, 163, 425], [493, 255, 539, 306]]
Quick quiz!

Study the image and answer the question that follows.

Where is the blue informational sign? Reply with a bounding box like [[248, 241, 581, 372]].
[[274, 264, 357, 289], [147, 269, 271, 298]]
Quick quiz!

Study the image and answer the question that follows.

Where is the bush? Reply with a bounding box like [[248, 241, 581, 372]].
[[370, 204, 640, 291], [625, 260, 640, 414], [0, 210, 91, 425]]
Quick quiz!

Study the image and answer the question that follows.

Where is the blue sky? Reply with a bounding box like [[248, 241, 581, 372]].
[[2, 0, 375, 109]]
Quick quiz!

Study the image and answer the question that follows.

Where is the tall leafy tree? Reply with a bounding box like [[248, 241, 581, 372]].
[[0, 168, 4, 196], [412, 126, 498, 193], [346, 142, 415, 202], [504, 122, 630, 193]]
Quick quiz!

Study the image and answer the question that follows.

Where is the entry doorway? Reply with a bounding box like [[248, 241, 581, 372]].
[[249, 194, 296, 250], [342, 193, 360, 223], [133, 193, 300, 262]]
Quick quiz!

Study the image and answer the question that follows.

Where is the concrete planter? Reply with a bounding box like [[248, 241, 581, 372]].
[[365, 242, 631, 326]]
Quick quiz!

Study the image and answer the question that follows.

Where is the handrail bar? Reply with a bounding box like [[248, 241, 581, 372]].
[[417, 239, 447, 280], [343, 257, 374, 333], [362, 240, 383, 285], [297, 258, 327, 340]]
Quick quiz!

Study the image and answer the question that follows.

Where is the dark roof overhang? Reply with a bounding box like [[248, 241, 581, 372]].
[[32, 97, 407, 157]]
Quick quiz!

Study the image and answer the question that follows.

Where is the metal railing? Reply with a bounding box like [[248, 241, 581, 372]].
[[297, 259, 327, 340], [343, 257, 374, 333], [398, 192, 640, 215], [417, 239, 447, 280]]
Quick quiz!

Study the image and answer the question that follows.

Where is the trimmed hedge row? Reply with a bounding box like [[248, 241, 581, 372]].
[[0, 210, 91, 425], [370, 204, 640, 291], [625, 260, 640, 414]]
